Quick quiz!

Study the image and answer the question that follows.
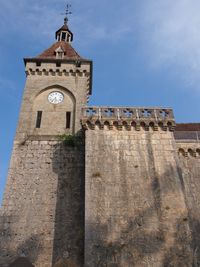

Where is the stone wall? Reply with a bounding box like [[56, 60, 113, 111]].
[[85, 127, 192, 267], [176, 141, 200, 266], [0, 138, 85, 267]]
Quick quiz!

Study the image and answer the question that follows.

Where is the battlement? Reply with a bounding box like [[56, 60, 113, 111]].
[[81, 106, 175, 131], [24, 61, 91, 77]]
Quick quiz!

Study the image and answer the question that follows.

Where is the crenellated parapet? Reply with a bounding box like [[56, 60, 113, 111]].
[[81, 106, 176, 131], [177, 144, 200, 158], [25, 63, 90, 77]]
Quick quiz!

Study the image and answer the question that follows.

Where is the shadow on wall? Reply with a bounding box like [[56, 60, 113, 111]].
[[86, 205, 193, 266], [0, 214, 41, 267], [85, 162, 200, 267], [9, 257, 35, 267], [51, 131, 85, 267], [48, 130, 200, 267], [178, 155, 200, 267], [88, 220, 192, 266]]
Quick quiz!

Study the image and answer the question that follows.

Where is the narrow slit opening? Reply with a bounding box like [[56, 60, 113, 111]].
[[36, 111, 42, 128], [66, 112, 71, 129]]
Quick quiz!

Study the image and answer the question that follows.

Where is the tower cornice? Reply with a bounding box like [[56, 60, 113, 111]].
[[24, 58, 92, 65]]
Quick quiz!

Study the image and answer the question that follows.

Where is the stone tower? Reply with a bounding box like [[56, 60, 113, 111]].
[[0, 18, 92, 267]]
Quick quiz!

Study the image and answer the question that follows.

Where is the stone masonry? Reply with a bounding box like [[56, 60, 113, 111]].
[[83, 108, 192, 267], [0, 138, 85, 267]]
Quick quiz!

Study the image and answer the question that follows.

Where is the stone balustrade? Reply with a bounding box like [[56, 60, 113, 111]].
[[81, 106, 176, 131]]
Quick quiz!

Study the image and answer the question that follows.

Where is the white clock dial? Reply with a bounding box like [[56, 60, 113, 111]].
[[48, 91, 64, 104]]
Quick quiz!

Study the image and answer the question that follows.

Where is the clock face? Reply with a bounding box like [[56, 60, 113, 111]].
[[48, 91, 64, 104]]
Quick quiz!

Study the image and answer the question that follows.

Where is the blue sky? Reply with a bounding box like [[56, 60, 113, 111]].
[[1, 0, 200, 203]]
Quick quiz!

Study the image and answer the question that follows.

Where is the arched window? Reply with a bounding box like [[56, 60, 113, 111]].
[[188, 149, 194, 157], [67, 34, 71, 42], [61, 32, 67, 41], [178, 148, 185, 157]]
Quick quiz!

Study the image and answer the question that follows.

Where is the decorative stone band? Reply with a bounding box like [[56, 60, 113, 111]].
[[81, 106, 176, 131], [25, 68, 90, 77], [178, 147, 200, 158]]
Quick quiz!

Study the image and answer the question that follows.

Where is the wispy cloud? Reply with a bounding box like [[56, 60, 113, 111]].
[[137, 0, 200, 91], [0, 0, 62, 42], [0, 77, 18, 99], [1, 0, 200, 91], [0, 0, 134, 44]]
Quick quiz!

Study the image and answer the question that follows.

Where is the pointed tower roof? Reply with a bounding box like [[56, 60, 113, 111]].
[[37, 41, 82, 60], [36, 16, 82, 60], [25, 12, 90, 63]]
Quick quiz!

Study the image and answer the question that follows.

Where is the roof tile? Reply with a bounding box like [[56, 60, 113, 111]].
[[176, 123, 200, 131], [37, 41, 82, 60]]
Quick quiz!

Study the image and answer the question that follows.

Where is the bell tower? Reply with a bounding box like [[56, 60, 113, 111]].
[[0, 12, 92, 267], [16, 16, 92, 141]]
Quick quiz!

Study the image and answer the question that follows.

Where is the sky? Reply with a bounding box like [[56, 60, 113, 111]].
[[0, 0, 200, 203]]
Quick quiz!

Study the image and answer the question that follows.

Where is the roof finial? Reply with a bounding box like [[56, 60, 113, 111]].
[[61, 4, 72, 25]]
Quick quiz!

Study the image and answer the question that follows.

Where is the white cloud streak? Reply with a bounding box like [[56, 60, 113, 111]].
[[138, 0, 200, 91], [1, 0, 200, 91], [0, 0, 134, 44], [0, 77, 18, 98]]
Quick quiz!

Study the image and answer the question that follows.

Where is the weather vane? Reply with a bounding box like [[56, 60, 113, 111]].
[[61, 4, 72, 25]]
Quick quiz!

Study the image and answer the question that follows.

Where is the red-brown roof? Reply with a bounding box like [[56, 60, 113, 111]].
[[56, 24, 69, 33], [176, 123, 200, 131], [174, 123, 200, 140], [37, 41, 82, 60]]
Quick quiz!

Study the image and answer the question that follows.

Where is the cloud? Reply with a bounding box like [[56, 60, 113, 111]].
[[0, 0, 63, 42], [0, 0, 134, 45], [1, 0, 200, 91], [0, 77, 18, 99], [137, 0, 200, 90]]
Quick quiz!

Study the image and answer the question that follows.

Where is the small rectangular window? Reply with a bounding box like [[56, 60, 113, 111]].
[[36, 111, 42, 128], [66, 112, 71, 129], [76, 61, 81, 68], [62, 32, 66, 41]]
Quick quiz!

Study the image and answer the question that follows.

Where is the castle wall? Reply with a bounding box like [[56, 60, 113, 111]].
[[176, 141, 200, 265], [85, 127, 192, 267], [0, 138, 85, 267]]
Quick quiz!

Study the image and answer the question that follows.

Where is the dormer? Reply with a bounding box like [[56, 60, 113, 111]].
[[55, 46, 65, 59], [55, 23, 73, 43]]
